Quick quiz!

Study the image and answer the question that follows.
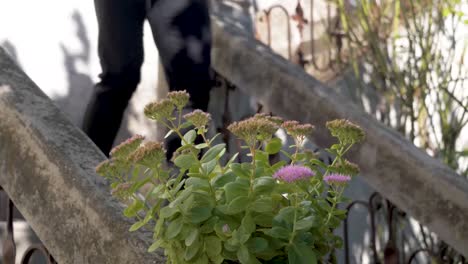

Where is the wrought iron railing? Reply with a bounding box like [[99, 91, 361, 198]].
[[0, 187, 57, 264], [255, 0, 345, 72], [343, 192, 468, 264]]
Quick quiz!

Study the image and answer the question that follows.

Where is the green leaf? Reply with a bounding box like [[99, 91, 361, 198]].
[[195, 143, 209, 149], [174, 154, 198, 169], [201, 143, 226, 163], [222, 247, 238, 261], [237, 245, 261, 264], [209, 254, 224, 264], [185, 235, 202, 261], [171, 179, 186, 195], [253, 177, 275, 195], [205, 236, 222, 259], [288, 242, 317, 264], [170, 186, 193, 207], [164, 129, 175, 139], [129, 220, 146, 232], [266, 137, 283, 154], [224, 237, 240, 252], [237, 245, 250, 264], [295, 216, 316, 230], [148, 240, 163, 252], [224, 182, 249, 203], [247, 237, 268, 253], [150, 184, 164, 197], [226, 153, 239, 167], [250, 197, 273, 213], [254, 213, 274, 227], [188, 207, 212, 223], [241, 213, 256, 234], [273, 207, 296, 227], [183, 130, 197, 145], [123, 199, 144, 217], [330, 144, 341, 150], [264, 226, 290, 240], [333, 209, 348, 216], [159, 206, 179, 219], [185, 228, 199, 246], [234, 226, 252, 244], [200, 216, 218, 234], [255, 151, 269, 164], [185, 177, 211, 192], [280, 150, 293, 160], [309, 158, 329, 169], [230, 163, 250, 178], [154, 217, 164, 238], [202, 158, 217, 176], [208, 133, 222, 145], [271, 160, 287, 171], [211, 172, 236, 188], [227, 196, 249, 214], [180, 121, 192, 129], [166, 216, 183, 239], [193, 254, 209, 264]]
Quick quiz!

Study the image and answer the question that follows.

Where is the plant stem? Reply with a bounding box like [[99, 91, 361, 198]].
[[324, 188, 344, 226], [288, 195, 299, 245]]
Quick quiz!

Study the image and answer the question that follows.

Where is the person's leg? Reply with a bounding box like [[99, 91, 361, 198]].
[[83, 0, 146, 155], [146, 0, 213, 111]]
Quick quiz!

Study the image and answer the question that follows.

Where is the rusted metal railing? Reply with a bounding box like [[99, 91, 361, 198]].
[[344, 192, 467, 264], [1, 186, 57, 264], [255, 0, 345, 72]]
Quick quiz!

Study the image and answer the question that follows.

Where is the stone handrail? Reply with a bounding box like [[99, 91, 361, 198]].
[[0, 48, 164, 263], [211, 12, 468, 256]]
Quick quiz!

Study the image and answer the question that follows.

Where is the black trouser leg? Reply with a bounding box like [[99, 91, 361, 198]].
[[83, 0, 146, 156], [147, 0, 213, 111], [147, 0, 213, 160]]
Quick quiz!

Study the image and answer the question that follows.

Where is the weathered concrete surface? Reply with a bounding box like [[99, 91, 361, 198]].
[[0, 48, 163, 263], [211, 14, 468, 256]]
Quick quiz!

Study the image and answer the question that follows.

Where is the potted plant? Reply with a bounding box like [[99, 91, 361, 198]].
[[96, 91, 364, 264]]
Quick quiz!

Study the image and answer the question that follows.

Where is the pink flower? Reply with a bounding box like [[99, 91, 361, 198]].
[[273, 165, 315, 182], [324, 173, 351, 185]]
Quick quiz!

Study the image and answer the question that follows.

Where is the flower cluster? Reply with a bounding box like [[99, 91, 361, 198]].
[[324, 173, 352, 185], [183, 109, 211, 128], [109, 135, 145, 158], [144, 99, 175, 122], [326, 119, 365, 144], [167, 90, 189, 110], [95, 159, 113, 176], [335, 159, 360, 176], [273, 165, 315, 182], [128, 141, 166, 168], [253, 113, 283, 125], [228, 116, 278, 145], [111, 182, 133, 199], [282, 120, 314, 137]]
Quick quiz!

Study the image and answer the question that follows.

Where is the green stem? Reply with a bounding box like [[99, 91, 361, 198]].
[[288, 196, 299, 245], [250, 145, 257, 194], [324, 188, 344, 226]]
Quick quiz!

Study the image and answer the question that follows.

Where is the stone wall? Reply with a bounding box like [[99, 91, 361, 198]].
[[0, 48, 163, 264]]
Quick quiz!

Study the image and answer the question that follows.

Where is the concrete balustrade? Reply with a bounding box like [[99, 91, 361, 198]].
[[0, 48, 163, 264]]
